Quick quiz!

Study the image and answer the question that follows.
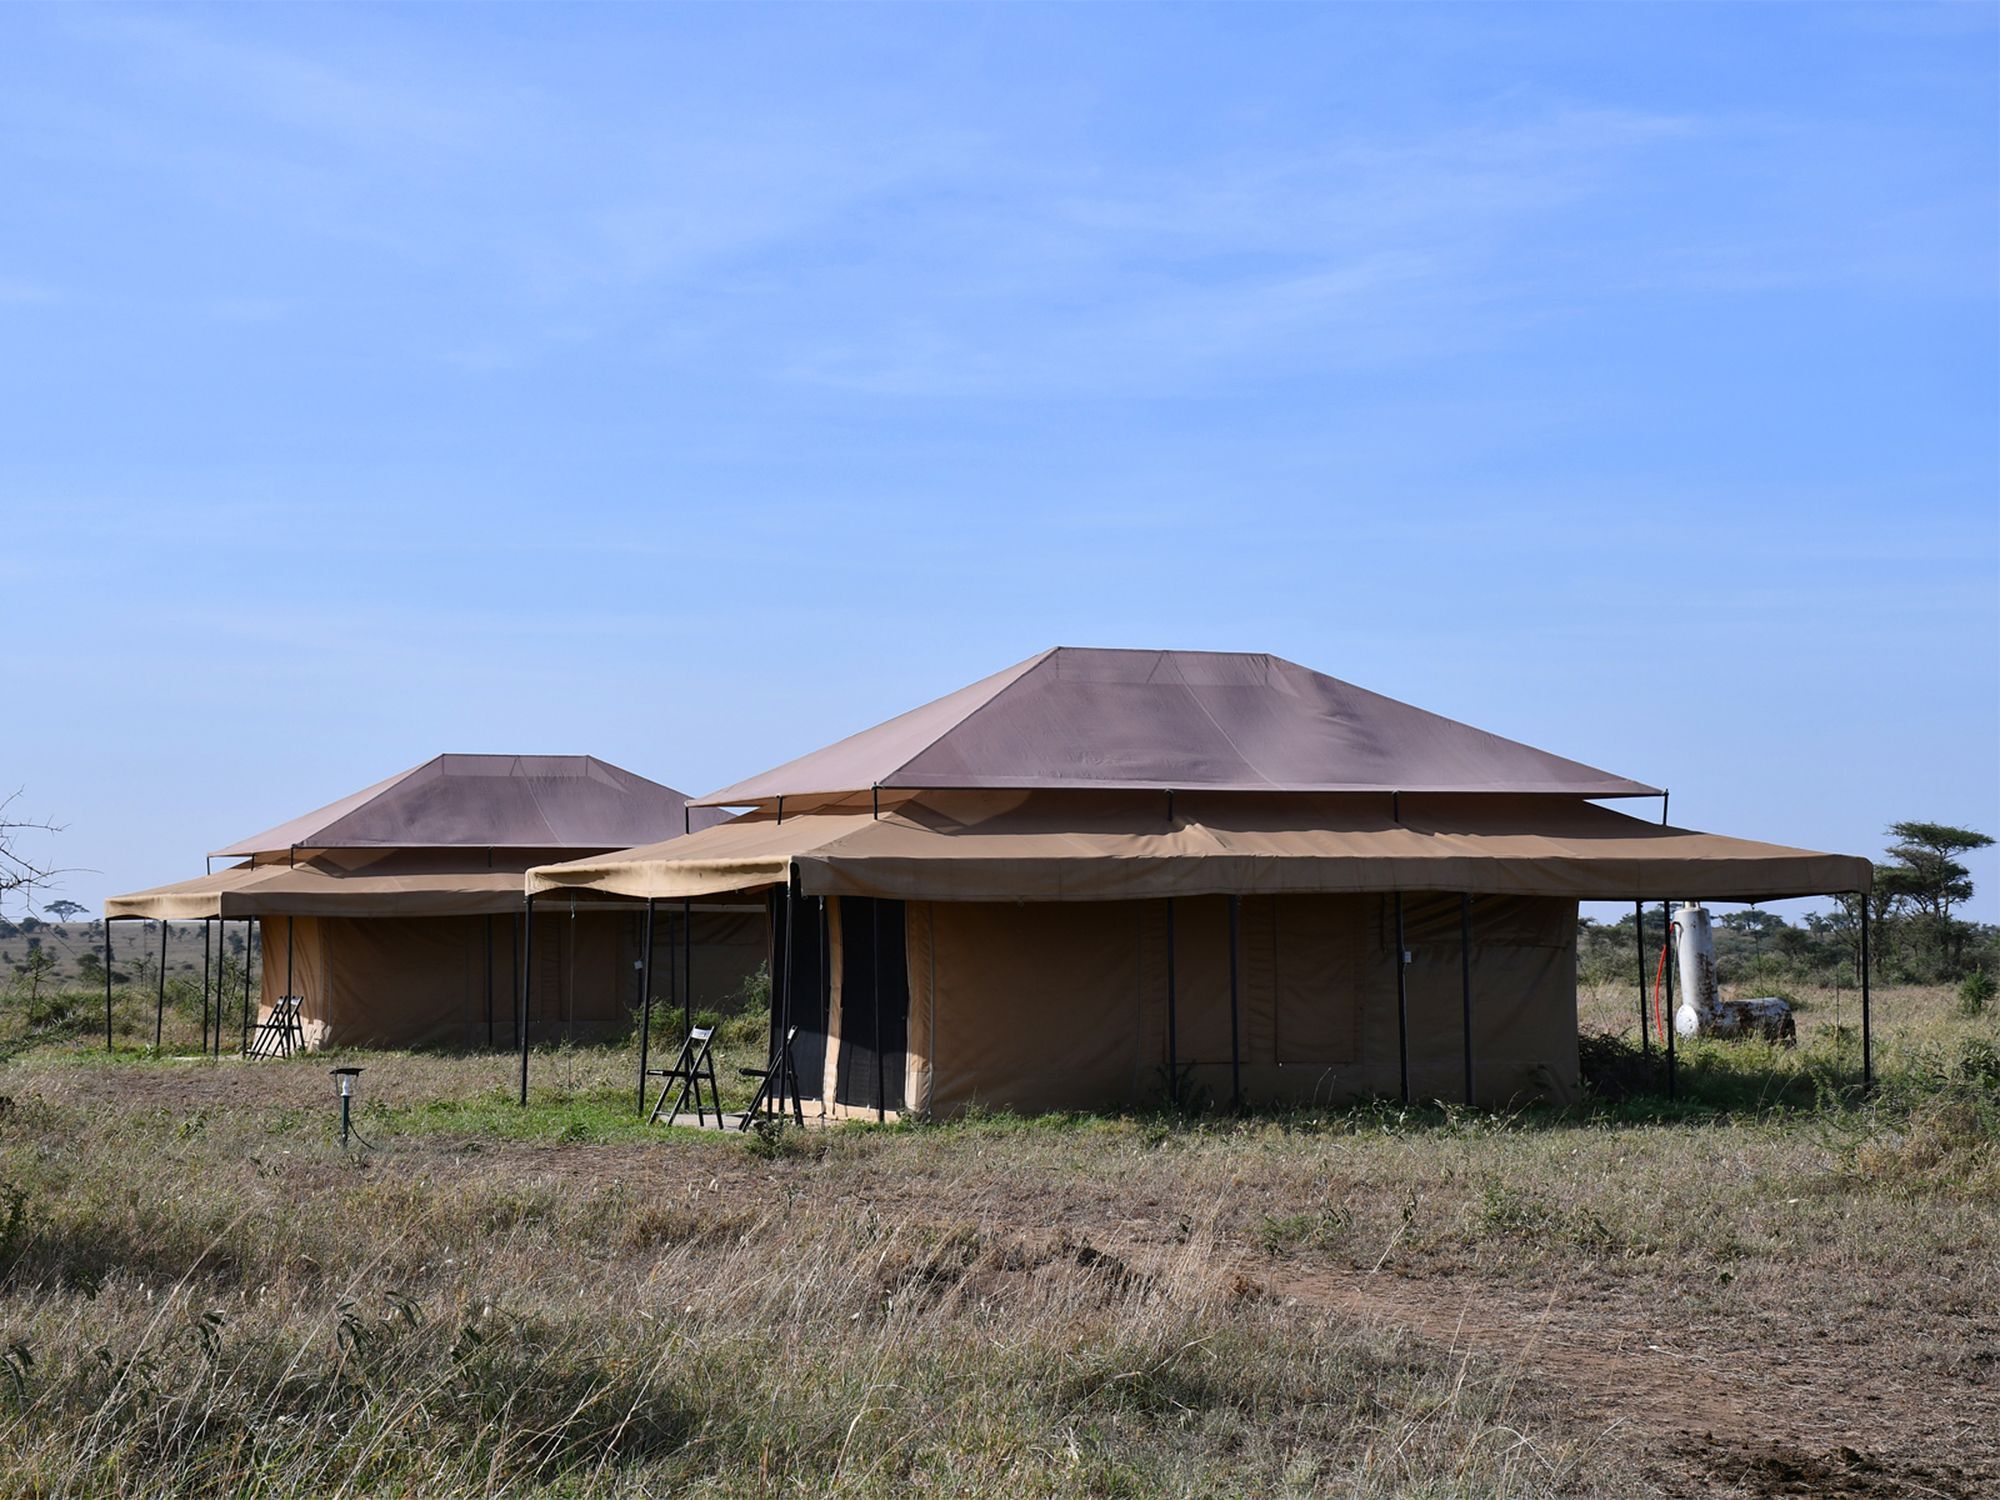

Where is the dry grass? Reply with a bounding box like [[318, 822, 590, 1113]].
[[0, 981, 1993, 1496]]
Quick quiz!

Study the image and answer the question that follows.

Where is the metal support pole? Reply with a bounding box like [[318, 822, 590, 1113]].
[[1663, 901, 1676, 1099], [242, 918, 253, 1055], [285, 914, 294, 999], [1165, 897, 1179, 1108], [777, 867, 799, 1118], [1635, 900, 1649, 1056], [820, 895, 832, 1103], [1394, 893, 1410, 1105], [202, 919, 212, 1056], [1860, 904, 1873, 1093], [1460, 893, 1474, 1107], [103, 918, 114, 1051], [518, 895, 535, 1105], [872, 897, 884, 1121], [638, 898, 656, 1115], [484, 913, 495, 1048], [681, 896, 692, 1039], [1227, 894, 1242, 1112], [155, 919, 167, 1049]]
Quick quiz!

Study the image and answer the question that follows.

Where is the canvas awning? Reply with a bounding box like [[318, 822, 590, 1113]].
[[529, 790, 1870, 906], [106, 849, 544, 920]]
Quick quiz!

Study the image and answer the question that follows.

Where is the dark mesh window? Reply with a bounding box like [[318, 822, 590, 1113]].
[[769, 889, 830, 1101], [835, 897, 908, 1113]]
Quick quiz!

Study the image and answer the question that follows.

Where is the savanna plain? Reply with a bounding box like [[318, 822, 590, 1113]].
[[0, 978, 1993, 1498]]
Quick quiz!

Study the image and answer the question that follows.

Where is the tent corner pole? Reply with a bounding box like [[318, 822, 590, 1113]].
[[638, 897, 656, 1115], [1860, 900, 1873, 1095], [681, 896, 692, 1039], [871, 896, 884, 1121], [1663, 900, 1676, 1100], [155, 919, 167, 1050], [1394, 893, 1410, 1105], [103, 917, 115, 1051], [201, 918, 212, 1057], [241, 917, 253, 1056], [518, 892, 535, 1106], [777, 865, 799, 1118]]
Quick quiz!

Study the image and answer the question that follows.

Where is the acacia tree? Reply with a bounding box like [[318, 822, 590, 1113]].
[[1, 792, 61, 912], [1881, 821, 1993, 975], [18, 945, 57, 1002], [44, 899, 85, 924]]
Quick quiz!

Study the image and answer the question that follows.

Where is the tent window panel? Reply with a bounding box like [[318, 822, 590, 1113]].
[[926, 900, 1147, 1115], [835, 897, 908, 1112], [1272, 895, 1362, 1065], [1168, 895, 1235, 1063]]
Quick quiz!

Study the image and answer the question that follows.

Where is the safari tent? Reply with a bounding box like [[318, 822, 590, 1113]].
[[528, 649, 1872, 1118], [106, 755, 765, 1049]]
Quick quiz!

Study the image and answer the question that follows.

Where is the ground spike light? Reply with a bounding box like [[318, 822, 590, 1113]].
[[331, 1066, 366, 1148]]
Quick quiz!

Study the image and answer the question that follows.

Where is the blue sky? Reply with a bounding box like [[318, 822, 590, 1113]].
[[2, 3, 1995, 920]]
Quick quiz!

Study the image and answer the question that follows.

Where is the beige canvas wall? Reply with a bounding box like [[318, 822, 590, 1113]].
[[257, 908, 767, 1049], [817, 893, 1580, 1118]]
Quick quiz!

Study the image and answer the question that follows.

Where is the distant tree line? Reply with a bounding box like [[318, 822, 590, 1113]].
[[1580, 820, 1996, 991]]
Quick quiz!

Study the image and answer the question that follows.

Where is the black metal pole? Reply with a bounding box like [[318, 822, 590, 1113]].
[[1394, 893, 1410, 1105], [241, 918, 253, 1055], [1860, 903, 1873, 1093], [201, 919, 212, 1056], [518, 894, 535, 1105], [1460, 893, 1474, 1107], [239, 916, 252, 1056], [1165, 897, 1179, 1108], [1635, 900, 1649, 1056], [682, 896, 692, 1039], [872, 897, 884, 1121], [103, 917, 114, 1051], [819, 895, 831, 1096], [155, 919, 167, 1049], [484, 913, 495, 1048], [1227, 894, 1241, 1112], [638, 897, 656, 1115], [1663, 901, 1676, 1099], [778, 867, 798, 1117]]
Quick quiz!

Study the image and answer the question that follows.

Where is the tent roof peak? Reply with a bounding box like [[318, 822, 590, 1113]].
[[694, 646, 1661, 806], [211, 753, 718, 858]]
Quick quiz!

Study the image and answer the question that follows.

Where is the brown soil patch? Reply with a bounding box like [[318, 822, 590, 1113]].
[[1248, 1260, 1995, 1498]]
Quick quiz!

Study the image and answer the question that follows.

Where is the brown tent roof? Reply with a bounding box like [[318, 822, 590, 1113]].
[[533, 790, 1867, 905], [212, 754, 723, 858], [694, 648, 1660, 807]]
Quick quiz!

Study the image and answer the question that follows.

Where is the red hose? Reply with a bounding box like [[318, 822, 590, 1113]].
[[1652, 920, 1677, 1044]]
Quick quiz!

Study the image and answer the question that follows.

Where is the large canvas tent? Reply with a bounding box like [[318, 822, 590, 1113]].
[[107, 755, 766, 1050], [529, 649, 1873, 1117]]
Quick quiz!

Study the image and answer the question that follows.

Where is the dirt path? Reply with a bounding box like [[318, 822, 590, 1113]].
[[1246, 1259, 1992, 1498]]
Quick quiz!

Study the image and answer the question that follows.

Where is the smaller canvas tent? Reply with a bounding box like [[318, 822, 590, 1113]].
[[107, 755, 766, 1049], [531, 649, 1873, 1117]]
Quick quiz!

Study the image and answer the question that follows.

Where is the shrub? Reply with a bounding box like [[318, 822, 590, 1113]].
[[1959, 967, 1995, 1018]]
